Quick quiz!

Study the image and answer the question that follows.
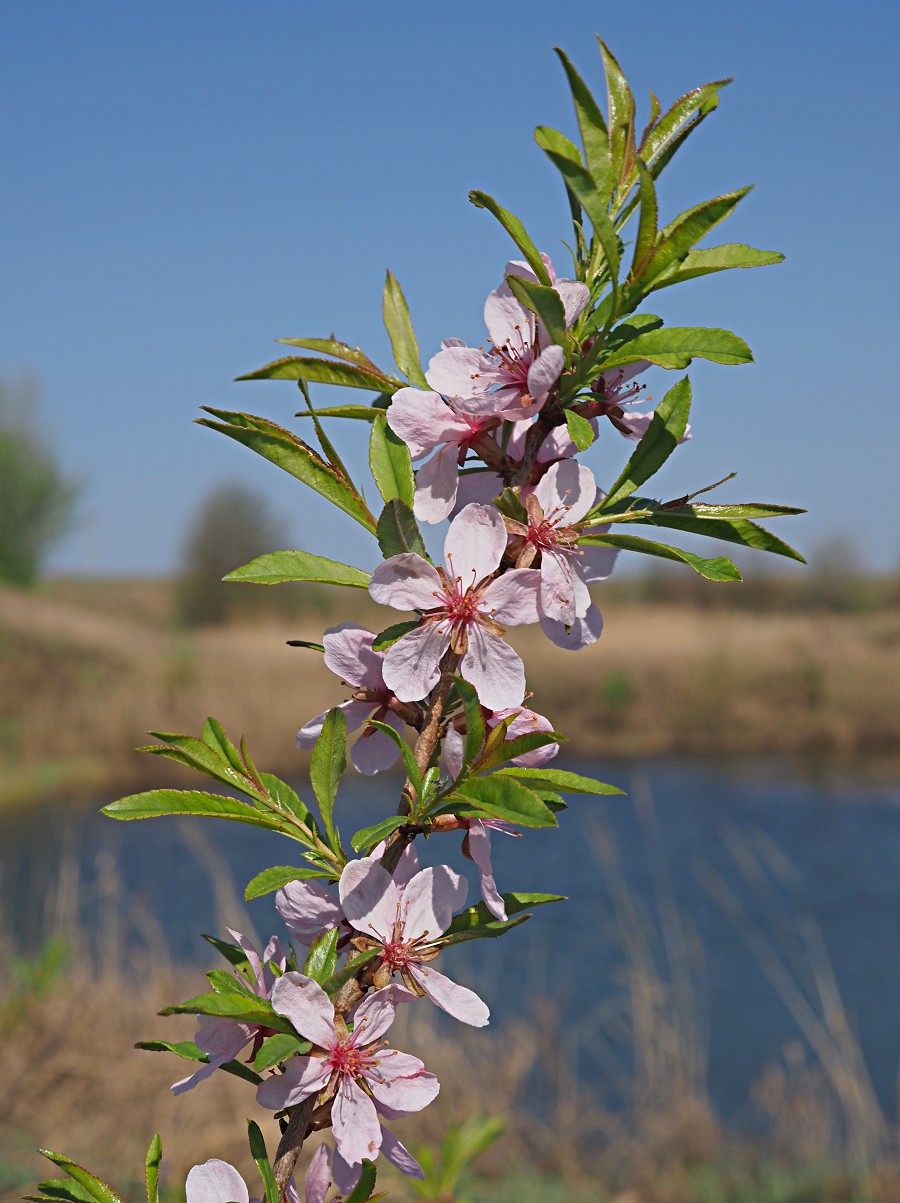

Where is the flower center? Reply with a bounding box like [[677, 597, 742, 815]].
[[325, 1038, 367, 1079]]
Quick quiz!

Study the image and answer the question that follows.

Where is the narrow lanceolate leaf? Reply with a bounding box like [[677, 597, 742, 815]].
[[197, 409, 377, 533], [491, 767, 624, 795], [27, 1179, 98, 1203], [597, 37, 636, 200], [369, 413, 415, 508], [351, 814, 409, 855], [601, 326, 752, 370], [276, 337, 382, 373], [160, 990, 294, 1032], [452, 776, 558, 829], [564, 409, 595, 450], [581, 532, 742, 581], [102, 790, 284, 832], [201, 717, 245, 775], [295, 405, 381, 421], [629, 161, 658, 281], [443, 892, 566, 940], [224, 549, 371, 588], [237, 355, 397, 392], [303, 927, 340, 986], [139, 731, 252, 794], [382, 271, 428, 388], [553, 48, 613, 204], [641, 78, 732, 166], [245, 865, 332, 901], [260, 773, 312, 825], [311, 707, 346, 849], [632, 509, 806, 563], [344, 1162, 377, 1203], [468, 191, 552, 285], [145, 1134, 162, 1203], [136, 1039, 209, 1062], [637, 189, 751, 293], [376, 499, 427, 559], [650, 243, 784, 289], [252, 1033, 312, 1073], [455, 677, 486, 772], [248, 1121, 280, 1203], [372, 620, 419, 651], [202, 932, 252, 970], [538, 147, 621, 284], [603, 376, 691, 507], [505, 272, 567, 348], [365, 718, 422, 798], [37, 1153, 122, 1203]]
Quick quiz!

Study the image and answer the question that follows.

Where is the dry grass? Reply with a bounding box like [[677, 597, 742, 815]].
[[3, 579, 900, 808]]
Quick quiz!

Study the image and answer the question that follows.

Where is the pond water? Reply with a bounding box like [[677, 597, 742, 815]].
[[2, 758, 899, 1127]]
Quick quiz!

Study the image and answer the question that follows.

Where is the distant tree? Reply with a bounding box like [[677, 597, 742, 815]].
[[0, 378, 80, 586], [175, 481, 291, 626]]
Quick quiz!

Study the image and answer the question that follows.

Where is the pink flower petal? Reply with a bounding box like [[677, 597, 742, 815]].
[[353, 986, 400, 1045], [554, 279, 590, 327], [534, 460, 597, 526], [387, 387, 470, 456], [481, 568, 541, 625], [491, 707, 559, 768], [402, 865, 467, 940], [484, 284, 530, 350], [579, 543, 619, 583], [463, 821, 506, 920], [442, 725, 465, 781], [323, 624, 385, 690], [350, 712, 404, 776], [539, 603, 604, 650], [332, 1077, 382, 1166], [225, 927, 264, 991], [379, 1127, 425, 1180], [443, 503, 505, 586], [413, 442, 460, 524], [270, 973, 337, 1049], [369, 1060, 440, 1113], [539, 550, 577, 625], [526, 344, 564, 404], [339, 858, 400, 942], [409, 963, 490, 1027], [276, 880, 343, 946], [186, 1160, 250, 1203], [425, 347, 492, 400], [296, 699, 372, 749], [382, 620, 451, 703], [303, 1145, 332, 1203], [369, 554, 443, 612], [451, 469, 504, 513], [256, 1054, 332, 1110], [461, 624, 526, 711]]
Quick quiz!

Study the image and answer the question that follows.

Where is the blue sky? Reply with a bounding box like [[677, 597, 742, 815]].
[[3, 0, 898, 575]]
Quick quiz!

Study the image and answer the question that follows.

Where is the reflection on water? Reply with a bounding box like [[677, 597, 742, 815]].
[[2, 758, 899, 1125]]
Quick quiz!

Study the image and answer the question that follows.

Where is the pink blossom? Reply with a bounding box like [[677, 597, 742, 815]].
[[462, 818, 519, 922], [387, 386, 499, 523], [258, 976, 439, 1169], [330, 1126, 424, 1193], [277, 842, 420, 947], [426, 255, 589, 421], [368, 503, 540, 711], [590, 362, 691, 443], [296, 624, 415, 775], [185, 1160, 253, 1203], [338, 858, 489, 1027], [173, 930, 285, 1095], [443, 705, 559, 779]]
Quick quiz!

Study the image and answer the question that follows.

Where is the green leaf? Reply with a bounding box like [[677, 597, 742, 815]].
[[37, 1153, 122, 1203], [29, 1178, 98, 1203], [286, 639, 326, 652], [650, 242, 784, 289], [481, 730, 562, 769], [505, 272, 567, 348], [443, 891, 565, 944], [629, 160, 658, 280], [372, 620, 419, 651], [365, 719, 422, 799], [581, 532, 742, 581], [537, 146, 620, 285], [202, 932, 251, 970], [139, 731, 251, 794], [245, 865, 332, 901], [492, 767, 624, 795], [637, 189, 751, 293], [629, 507, 806, 563], [564, 409, 595, 450], [376, 499, 427, 559], [601, 326, 752, 369], [351, 814, 409, 855], [311, 707, 346, 850], [259, 773, 312, 825], [135, 1039, 208, 1062], [322, 949, 379, 998], [144, 1130, 162, 1203], [603, 376, 691, 507], [382, 271, 428, 388], [597, 37, 636, 201], [295, 404, 381, 421], [206, 968, 257, 998], [102, 790, 285, 833], [248, 1121, 279, 1203], [197, 409, 377, 533], [160, 991, 293, 1033], [452, 776, 557, 829], [237, 355, 396, 392], [201, 717, 245, 775], [369, 413, 415, 508], [468, 191, 552, 285], [553, 48, 613, 204], [252, 1033, 312, 1072], [275, 337, 382, 373], [224, 549, 370, 588], [641, 78, 732, 166], [455, 677, 486, 773], [303, 927, 340, 985], [344, 1162, 377, 1203]]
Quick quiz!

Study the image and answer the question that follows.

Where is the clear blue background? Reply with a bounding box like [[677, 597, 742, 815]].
[[3, 0, 897, 574]]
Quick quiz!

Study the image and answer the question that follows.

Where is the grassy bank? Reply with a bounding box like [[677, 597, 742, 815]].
[[3, 577, 900, 807]]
